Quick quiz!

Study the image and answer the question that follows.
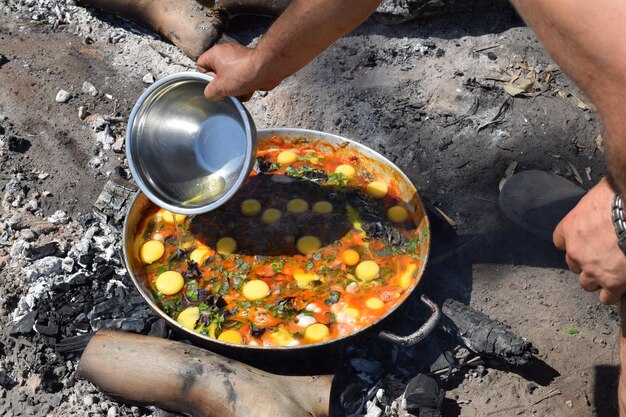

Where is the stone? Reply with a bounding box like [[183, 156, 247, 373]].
[[20, 229, 37, 241], [10, 310, 37, 335], [47, 210, 70, 224], [7, 136, 31, 153], [107, 406, 118, 417], [142, 73, 155, 84], [27, 242, 61, 260], [82, 81, 98, 96], [55, 90, 71, 103], [78, 106, 89, 120]]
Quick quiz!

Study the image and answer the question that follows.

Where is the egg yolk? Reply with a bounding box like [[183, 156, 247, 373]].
[[297, 235, 321, 255], [156, 271, 184, 295], [341, 249, 360, 266], [366, 181, 388, 199], [218, 329, 243, 344], [140, 240, 164, 264], [304, 323, 330, 343], [242, 279, 271, 301], [277, 150, 297, 165], [287, 198, 309, 213], [240, 199, 262, 217], [387, 205, 409, 223], [335, 164, 356, 178], [365, 297, 385, 309], [355, 260, 380, 282], [162, 210, 186, 224], [189, 246, 212, 265], [312, 201, 333, 214], [216, 237, 237, 255], [177, 307, 200, 329], [262, 208, 282, 224]]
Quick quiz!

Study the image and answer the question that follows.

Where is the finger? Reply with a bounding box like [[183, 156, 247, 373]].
[[203, 79, 226, 101], [599, 288, 622, 305], [565, 253, 582, 274], [579, 272, 600, 292], [196, 48, 217, 73], [237, 92, 254, 102], [553, 220, 566, 250]]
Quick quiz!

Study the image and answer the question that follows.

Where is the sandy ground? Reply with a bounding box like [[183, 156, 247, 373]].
[[0, 1, 621, 416]]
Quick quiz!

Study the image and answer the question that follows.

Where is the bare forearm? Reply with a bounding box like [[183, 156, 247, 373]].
[[510, 0, 626, 193], [253, 0, 381, 84]]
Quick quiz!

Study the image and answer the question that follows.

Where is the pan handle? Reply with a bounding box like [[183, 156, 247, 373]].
[[378, 294, 440, 346]]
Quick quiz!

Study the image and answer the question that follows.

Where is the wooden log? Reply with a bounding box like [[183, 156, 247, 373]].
[[76, 330, 333, 417]]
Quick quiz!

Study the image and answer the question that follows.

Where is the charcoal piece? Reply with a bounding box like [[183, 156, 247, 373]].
[[7, 136, 31, 153], [440, 299, 537, 366], [89, 298, 118, 317], [92, 179, 137, 225], [403, 374, 444, 416], [56, 333, 94, 354], [0, 54, 8, 67], [59, 304, 81, 317], [10, 310, 37, 335], [349, 358, 383, 375], [35, 321, 60, 337], [77, 253, 94, 267], [68, 273, 88, 287], [95, 265, 114, 281], [27, 242, 62, 260], [148, 319, 169, 338], [120, 318, 147, 333]]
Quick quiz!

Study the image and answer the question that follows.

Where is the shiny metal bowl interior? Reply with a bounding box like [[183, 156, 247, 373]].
[[126, 72, 257, 215]]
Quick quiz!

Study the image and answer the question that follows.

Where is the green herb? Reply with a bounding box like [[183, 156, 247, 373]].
[[300, 311, 314, 316], [232, 275, 245, 290], [325, 290, 341, 305], [566, 327, 579, 335], [198, 303, 209, 311], [285, 165, 325, 179], [185, 289, 198, 302], [326, 172, 348, 187], [304, 260, 315, 271], [155, 264, 170, 275]]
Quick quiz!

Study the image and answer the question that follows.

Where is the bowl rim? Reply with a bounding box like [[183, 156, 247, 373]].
[[125, 71, 256, 215]]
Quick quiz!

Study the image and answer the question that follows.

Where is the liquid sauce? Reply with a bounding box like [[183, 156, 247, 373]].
[[136, 136, 429, 347]]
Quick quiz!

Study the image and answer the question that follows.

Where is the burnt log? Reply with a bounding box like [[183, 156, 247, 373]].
[[92, 179, 137, 225], [440, 299, 537, 366], [373, 0, 509, 24], [77, 330, 333, 417]]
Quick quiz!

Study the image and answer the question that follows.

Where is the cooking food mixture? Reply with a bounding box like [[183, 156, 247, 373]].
[[135, 136, 429, 347]]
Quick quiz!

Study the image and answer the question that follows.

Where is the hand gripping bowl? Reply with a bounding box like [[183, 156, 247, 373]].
[[123, 128, 439, 359], [126, 72, 257, 215]]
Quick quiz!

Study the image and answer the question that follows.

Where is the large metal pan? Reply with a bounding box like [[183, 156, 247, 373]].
[[123, 128, 439, 356]]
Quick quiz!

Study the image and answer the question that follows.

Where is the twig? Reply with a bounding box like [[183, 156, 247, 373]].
[[478, 98, 511, 132], [532, 388, 562, 405], [473, 44, 501, 53]]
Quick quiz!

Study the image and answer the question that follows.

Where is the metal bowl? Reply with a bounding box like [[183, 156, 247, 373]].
[[126, 72, 257, 215]]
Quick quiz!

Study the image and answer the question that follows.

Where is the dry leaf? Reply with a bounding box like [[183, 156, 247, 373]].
[[504, 83, 527, 97], [566, 160, 583, 185], [595, 134, 604, 154], [499, 160, 518, 191]]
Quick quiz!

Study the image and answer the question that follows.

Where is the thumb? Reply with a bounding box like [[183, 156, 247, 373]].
[[599, 288, 622, 305], [196, 47, 217, 73], [203, 78, 226, 101]]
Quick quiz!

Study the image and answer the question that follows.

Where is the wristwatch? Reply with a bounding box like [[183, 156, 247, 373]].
[[612, 193, 626, 254]]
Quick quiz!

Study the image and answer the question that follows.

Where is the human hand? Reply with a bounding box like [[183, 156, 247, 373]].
[[553, 177, 626, 304], [196, 43, 282, 102]]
